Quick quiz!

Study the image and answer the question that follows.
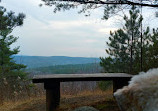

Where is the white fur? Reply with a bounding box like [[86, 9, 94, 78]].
[[114, 68, 158, 111]]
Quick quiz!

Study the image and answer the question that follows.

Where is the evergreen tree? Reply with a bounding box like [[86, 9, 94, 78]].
[[143, 28, 158, 71], [100, 6, 146, 74], [0, 6, 26, 78]]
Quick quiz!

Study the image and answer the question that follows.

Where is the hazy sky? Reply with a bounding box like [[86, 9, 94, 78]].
[[1, 0, 158, 57]]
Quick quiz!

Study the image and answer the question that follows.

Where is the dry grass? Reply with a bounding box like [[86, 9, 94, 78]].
[[0, 96, 45, 111], [57, 88, 119, 111], [0, 77, 45, 106], [0, 80, 120, 111], [0, 88, 120, 111], [62, 88, 112, 99]]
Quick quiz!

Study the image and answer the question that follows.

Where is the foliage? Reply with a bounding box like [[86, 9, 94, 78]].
[[98, 81, 112, 91], [40, 0, 158, 21], [100, 6, 158, 74], [40, 0, 131, 20], [143, 28, 158, 71], [0, 6, 26, 78], [100, 6, 142, 74]]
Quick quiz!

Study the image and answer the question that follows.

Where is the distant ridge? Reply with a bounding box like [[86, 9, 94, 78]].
[[13, 55, 100, 68]]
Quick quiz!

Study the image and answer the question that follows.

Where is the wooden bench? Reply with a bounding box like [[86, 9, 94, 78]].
[[32, 73, 133, 111]]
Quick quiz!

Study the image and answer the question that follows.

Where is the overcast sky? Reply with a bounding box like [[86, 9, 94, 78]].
[[1, 0, 158, 57]]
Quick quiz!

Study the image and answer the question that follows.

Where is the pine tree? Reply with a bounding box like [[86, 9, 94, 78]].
[[143, 28, 158, 71], [100, 6, 145, 74], [0, 6, 26, 78]]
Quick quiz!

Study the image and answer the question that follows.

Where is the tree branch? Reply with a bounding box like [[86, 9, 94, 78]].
[[46, 0, 158, 7]]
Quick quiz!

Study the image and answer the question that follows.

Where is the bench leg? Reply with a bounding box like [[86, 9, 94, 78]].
[[113, 78, 131, 93], [44, 82, 60, 111]]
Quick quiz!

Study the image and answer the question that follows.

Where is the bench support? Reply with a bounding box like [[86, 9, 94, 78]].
[[44, 82, 60, 111], [113, 78, 130, 93]]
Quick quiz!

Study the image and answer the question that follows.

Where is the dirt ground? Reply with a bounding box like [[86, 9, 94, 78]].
[[0, 90, 120, 111]]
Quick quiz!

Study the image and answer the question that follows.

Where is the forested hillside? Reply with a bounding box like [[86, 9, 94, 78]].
[[13, 56, 100, 68], [28, 63, 103, 74]]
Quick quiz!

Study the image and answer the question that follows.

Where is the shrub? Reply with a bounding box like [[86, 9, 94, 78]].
[[97, 81, 112, 91]]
